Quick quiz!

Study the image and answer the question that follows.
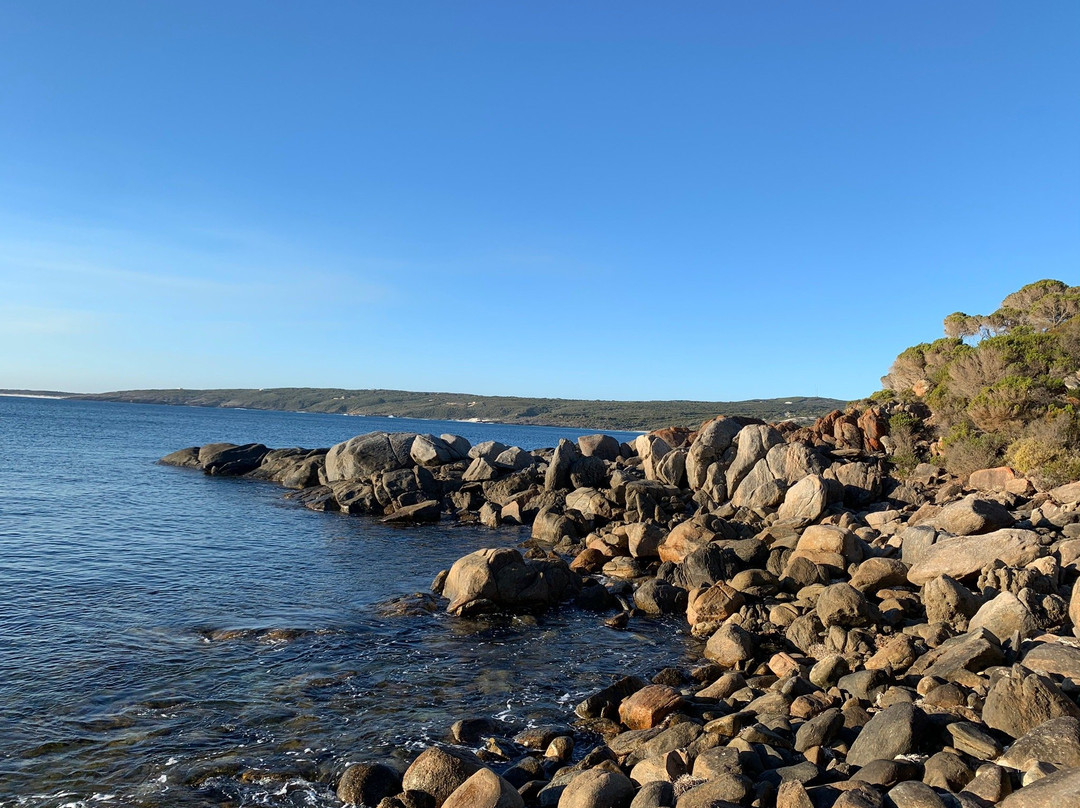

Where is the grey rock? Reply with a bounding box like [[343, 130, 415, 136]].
[[846, 702, 919, 767]]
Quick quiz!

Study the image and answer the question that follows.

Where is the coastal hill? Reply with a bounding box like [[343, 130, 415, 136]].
[[36, 388, 846, 431]]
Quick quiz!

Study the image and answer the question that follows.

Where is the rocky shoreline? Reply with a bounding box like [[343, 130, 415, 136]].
[[162, 402, 1080, 808]]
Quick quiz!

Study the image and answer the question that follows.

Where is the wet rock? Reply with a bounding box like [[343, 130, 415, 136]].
[[442, 548, 579, 616], [982, 667, 1080, 739], [338, 762, 403, 806], [619, 685, 687, 730], [443, 768, 524, 808], [576, 676, 648, 721], [635, 579, 688, 616], [161, 446, 201, 468], [846, 703, 919, 767], [401, 746, 484, 808]]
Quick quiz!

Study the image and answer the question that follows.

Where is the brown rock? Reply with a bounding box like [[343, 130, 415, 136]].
[[619, 685, 686, 730]]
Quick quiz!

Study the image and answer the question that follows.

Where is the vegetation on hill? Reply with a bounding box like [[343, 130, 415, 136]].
[[879, 279, 1080, 485], [66, 388, 844, 431]]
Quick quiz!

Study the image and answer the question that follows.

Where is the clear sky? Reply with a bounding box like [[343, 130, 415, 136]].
[[0, 2, 1076, 401]]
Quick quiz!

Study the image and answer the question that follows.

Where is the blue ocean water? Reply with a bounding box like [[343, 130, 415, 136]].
[[0, 396, 691, 807]]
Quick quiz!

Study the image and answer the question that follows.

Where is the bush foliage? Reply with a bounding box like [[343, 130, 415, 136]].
[[882, 280, 1080, 484]]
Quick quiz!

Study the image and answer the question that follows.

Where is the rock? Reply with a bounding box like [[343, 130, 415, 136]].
[[999, 766, 1080, 807], [578, 434, 621, 461], [532, 507, 579, 544], [999, 716, 1080, 770], [795, 707, 843, 752], [630, 781, 674, 808], [963, 763, 1012, 803], [849, 558, 909, 594], [635, 579, 688, 615], [411, 434, 457, 466], [886, 781, 948, 808], [401, 746, 484, 808], [576, 676, 648, 721], [686, 582, 744, 627], [1071, 577, 1080, 638], [326, 432, 416, 481], [946, 721, 1004, 760], [789, 524, 861, 571], [337, 762, 403, 806], [558, 768, 635, 808], [777, 475, 829, 527], [1023, 641, 1080, 683], [494, 447, 535, 472], [968, 466, 1021, 492], [443, 768, 524, 808], [619, 685, 686, 730], [846, 702, 919, 767], [675, 775, 751, 807], [442, 548, 579, 616], [566, 488, 614, 520], [654, 450, 688, 489], [659, 518, 716, 564], [865, 634, 921, 673], [968, 591, 1040, 642], [908, 628, 1004, 681], [686, 416, 746, 491], [469, 441, 510, 462], [627, 523, 666, 559], [725, 424, 784, 495], [464, 457, 501, 482], [383, 500, 442, 523], [776, 781, 814, 808], [1050, 480, 1080, 505], [923, 575, 982, 631], [816, 583, 873, 628], [926, 494, 1014, 536], [160, 446, 201, 468], [922, 750, 974, 791], [906, 529, 1043, 586], [544, 439, 582, 491], [201, 442, 269, 476], [635, 434, 673, 482], [704, 622, 755, 667], [982, 667, 1080, 739], [630, 751, 688, 786]]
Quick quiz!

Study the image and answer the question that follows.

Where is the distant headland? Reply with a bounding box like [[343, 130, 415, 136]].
[[0, 387, 846, 432]]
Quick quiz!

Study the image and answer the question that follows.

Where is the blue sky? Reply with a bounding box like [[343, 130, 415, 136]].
[[0, 2, 1076, 401]]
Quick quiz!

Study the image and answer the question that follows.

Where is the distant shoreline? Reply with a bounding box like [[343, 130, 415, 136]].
[[0, 386, 846, 432]]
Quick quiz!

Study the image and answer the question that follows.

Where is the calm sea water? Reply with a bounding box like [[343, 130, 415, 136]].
[[0, 397, 692, 807]]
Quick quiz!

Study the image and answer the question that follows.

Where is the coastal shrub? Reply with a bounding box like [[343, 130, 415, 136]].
[[941, 424, 1007, 479], [1005, 411, 1080, 487], [886, 411, 923, 477]]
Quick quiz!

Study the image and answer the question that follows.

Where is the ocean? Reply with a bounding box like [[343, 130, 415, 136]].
[[0, 396, 692, 807]]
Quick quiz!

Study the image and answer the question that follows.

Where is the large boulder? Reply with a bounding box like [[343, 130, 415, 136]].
[[337, 762, 403, 806], [983, 667, 1080, 739], [725, 424, 784, 495], [325, 432, 417, 482], [411, 434, 458, 466], [558, 768, 635, 808], [442, 548, 580, 616], [776, 474, 829, 527], [443, 768, 524, 808], [578, 434, 622, 461], [635, 434, 673, 481], [685, 416, 746, 491], [401, 746, 485, 808], [545, 439, 582, 491], [1000, 768, 1080, 808], [926, 494, 1014, 536], [906, 529, 1043, 586]]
